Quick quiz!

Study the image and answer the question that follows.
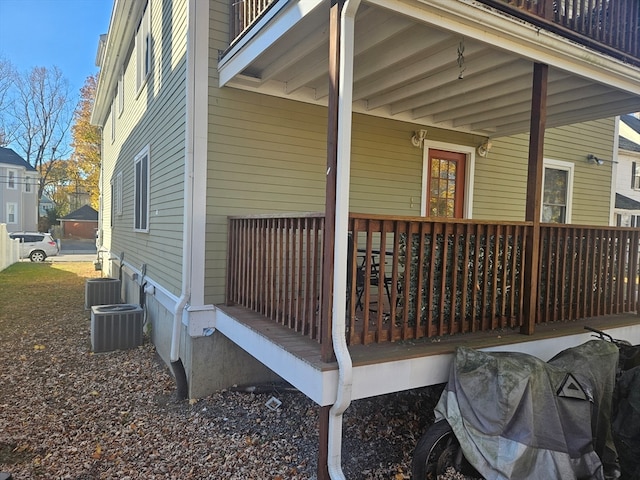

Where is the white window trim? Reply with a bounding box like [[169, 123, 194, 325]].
[[6, 202, 17, 224], [7, 169, 17, 190], [135, 2, 151, 94], [117, 69, 124, 116], [542, 158, 574, 224], [110, 101, 115, 143], [420, 140, 476, 219], [116, 171, 123, 215], [134, 145, 150, 233], [632, 162, 640, 190], [24, 175, 32, 193]]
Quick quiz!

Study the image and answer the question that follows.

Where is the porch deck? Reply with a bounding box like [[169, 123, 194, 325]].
[[216, 302, 640, 404]]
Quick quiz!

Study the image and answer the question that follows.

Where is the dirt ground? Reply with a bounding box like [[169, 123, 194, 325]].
[[0, 261, 444, 479]]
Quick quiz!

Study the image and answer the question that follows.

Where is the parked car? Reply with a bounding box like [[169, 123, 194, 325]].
[[9, 232, 59, 262]]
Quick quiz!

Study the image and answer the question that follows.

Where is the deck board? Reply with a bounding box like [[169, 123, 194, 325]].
[[217, 304, 640, 370]]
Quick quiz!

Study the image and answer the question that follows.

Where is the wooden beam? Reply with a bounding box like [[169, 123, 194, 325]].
[[318, 4, 342, 477], [321, 0, 342, 364], [522, 62, 548, 335], [318, 405, 330, 480]]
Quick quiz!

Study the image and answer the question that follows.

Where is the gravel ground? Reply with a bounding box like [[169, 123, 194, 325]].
[[0, 263, 447, 479]]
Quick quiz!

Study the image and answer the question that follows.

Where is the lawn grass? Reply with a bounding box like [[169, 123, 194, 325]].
[[0, 262, 100, 331]]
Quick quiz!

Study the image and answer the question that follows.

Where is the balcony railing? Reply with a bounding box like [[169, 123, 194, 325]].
[[229, 0, 276, 44], [227, 213, 640, 346], [482, 0, 640, 64], [229, 0, 640, 65]]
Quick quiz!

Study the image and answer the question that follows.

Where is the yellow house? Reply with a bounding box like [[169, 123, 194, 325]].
[[92, 1, 640, 476]]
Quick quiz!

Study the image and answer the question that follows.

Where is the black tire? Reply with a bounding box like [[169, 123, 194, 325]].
[[412, 419, 475, 480], [29, 250, 46, 262]]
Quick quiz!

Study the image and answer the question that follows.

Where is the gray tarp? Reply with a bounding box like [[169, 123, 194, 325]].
[[612, 365, 640, 479], [435, 341, 619, 480]]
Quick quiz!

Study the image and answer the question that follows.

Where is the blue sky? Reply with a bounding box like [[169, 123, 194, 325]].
[[0, 0, 113, 98]]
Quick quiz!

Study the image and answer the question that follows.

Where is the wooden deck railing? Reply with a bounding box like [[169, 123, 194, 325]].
[[538, 224, 640, 322], [229, 0, 640, 65], [482, 0, 640, 64], [227, 213, 640, 346], [226, 213, 325, 340], [347, 215, 532, 344]]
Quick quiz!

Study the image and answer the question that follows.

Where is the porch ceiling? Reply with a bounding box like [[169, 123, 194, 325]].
[[219, 0, 640, 138]]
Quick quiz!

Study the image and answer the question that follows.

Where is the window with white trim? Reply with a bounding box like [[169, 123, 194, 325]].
[[542, 159, 574, 223], [7, 169, 16, 189], [110, 101, 115, 143], [134, 146, 150, 232], [632, 162, 640, 190], [7, 203, 17, 224], [117, 70, 124, 115], [24, 176, 32, 193], [115, 171, 123, 215], [135, 3, 151, 92]]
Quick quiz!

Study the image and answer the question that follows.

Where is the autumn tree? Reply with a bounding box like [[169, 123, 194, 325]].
[[70, 74, 101, 209], [3, 66, 73, 202]]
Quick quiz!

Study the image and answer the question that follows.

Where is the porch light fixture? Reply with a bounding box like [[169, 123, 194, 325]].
[[477, 140, 492, 157], [587, 154, 604, 165], [411, 129, 428, 148]]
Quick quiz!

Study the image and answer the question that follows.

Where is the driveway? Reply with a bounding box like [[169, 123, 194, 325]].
[[49, 238, 97, 262]]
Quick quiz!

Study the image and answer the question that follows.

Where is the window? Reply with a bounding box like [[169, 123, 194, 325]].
[[24, 176, 32, 193], [117, 69, 124, 115], [7, 203, 17, 224], [426, 150, 466, 218], [632, 162, 640, 190], [134, 146, 150, 232], [7, 169, 16, 189], [135, 3, 151, 92], [110, 101, 115, 143], [109, 173, 122, 228], [542, 159, 574, 223], [115, 171, 123, 215]]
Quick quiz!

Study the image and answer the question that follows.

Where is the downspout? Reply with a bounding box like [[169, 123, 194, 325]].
[[328, 0, 360, 478], [170, 0, 198, 399]]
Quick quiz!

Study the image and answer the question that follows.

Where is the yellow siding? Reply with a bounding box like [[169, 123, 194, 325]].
[[473, 118, 615, 223], [207, 1, 616, 304]]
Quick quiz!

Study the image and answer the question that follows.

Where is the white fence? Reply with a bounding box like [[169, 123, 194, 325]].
[[0, 224, 20, 272]]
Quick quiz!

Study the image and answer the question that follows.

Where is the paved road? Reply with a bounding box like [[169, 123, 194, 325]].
[[48, 253, 97, 262]]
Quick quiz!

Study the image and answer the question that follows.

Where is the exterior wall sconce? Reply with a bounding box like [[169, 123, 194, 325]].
[[587, 153, 605, 165], [477, 140, 492, 157], [411, 129, 428, 148]]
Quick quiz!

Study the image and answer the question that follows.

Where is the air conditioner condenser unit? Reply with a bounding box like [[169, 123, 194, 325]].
[[85, 278, 122, 310], [91, 304, 143, 353]]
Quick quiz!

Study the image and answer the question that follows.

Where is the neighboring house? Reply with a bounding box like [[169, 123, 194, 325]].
[[614, 115, 640, 226], [0, 147, 38, 233], [92, 1, 640, 476], [59, 205, 99, 239], [38, 195, 55, 217]]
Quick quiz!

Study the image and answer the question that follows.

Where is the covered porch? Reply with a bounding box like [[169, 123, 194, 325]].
[[215, 0, 640, 477]]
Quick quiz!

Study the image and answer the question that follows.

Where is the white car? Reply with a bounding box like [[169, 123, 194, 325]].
[[9, 232, 59, 262]]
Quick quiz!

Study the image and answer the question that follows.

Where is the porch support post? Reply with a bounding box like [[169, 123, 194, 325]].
[[318, 2, 342, 479], [522, 62, 548, 335], [319, 0, 359, 479], [321, 0, 341, 364]]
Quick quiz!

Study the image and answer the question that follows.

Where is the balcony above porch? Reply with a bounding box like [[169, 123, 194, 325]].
[[220, 0, 640, 138]]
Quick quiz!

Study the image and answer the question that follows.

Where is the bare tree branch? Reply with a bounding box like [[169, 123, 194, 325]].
[[7, 66, 73, 202]]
